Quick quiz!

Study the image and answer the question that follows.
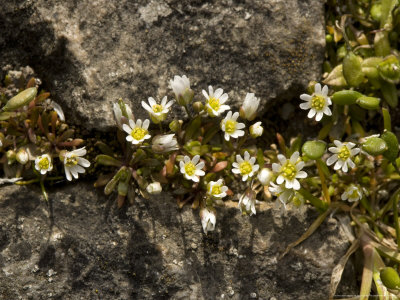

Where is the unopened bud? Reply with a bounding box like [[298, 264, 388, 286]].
[[257, 168, 273, 186], [16, 148, 29, 165], [146, 182, 162, 194], [249, 122, 264, 138], [192, 101, 204, 113], [169, 119, 182, 132], [6, 150, 16, 165]]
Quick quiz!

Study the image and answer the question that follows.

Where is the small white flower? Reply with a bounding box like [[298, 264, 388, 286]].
[[257, 168, 273, 186], [51, 101, 65, 122], [249, 121, 263, 138], [122, 119, 151, 145], [238, 190, 257, 216], [200, 207, 216, 234], [63, 147, 90, 181], [341, 185, 362, 202], [113, 100, 134, 129], [202, 86, 230, 117], [35, 154, 53, 175], [232, 151, 260, 181], [299, 83, 332, 122], [326, 140, 360, 172], [152, 134, 179, 153], [272, 151, 307, 190], [146, 182, 162, 194], [142, 96, 174, 123], [221, 111, 245, 141], [240, 93, 260, 121], [207, 179, 228, 199], [269, 182, 295, 209], [179, 155, 205, 182], [170, 75, 193, 106]]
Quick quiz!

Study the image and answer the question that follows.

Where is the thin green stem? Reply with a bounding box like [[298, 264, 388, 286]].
[[39, 179, 48, 202], [393, 192, 400, 250], [316, 160, 331, 205]]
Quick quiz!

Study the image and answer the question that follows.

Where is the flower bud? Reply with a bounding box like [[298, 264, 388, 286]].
[[146, 182, 162, 194], [113, 99, 134, 129], [6, 150, 16, 165], [169, 119, 182, 132], [238, 190, 257, 216], [257, 168, 273, 186], [192, 101, 204, 113], [249, 122, 263, 138], [170, 75, 193, 106], [240, 93, 260, 121], [200, 207, 216, 234], [16, 148, 29, 165]]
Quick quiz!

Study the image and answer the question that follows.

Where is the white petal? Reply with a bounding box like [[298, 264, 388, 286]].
[[122, 124, 132, 134], [328, 147, 339, 153], [195, 170, 205, 176], [148, 97, 156, 106], [296, 171, 307, 178], [333, 140, 342, 147], [315, 112, 323, 121], [276, 175, 284, 184], [351, 148, 360, 156], [290, 152, 299, 164], [292, 180, 300, 190], [272, 163, 280, 173], [214, 88, 223, 99], [342, 162, 348, 173], [232, 168, 241, 174], [196, 162, 205, 170], [142, 101, 152, 112], [277, 154, 286, 164], [347, 159, 355, 169], [300, 94, 312, 101], [236, 155, 244, 163], [323, 106, 332, 116], [334, 160, 344, 170], [300, 102, 311, 110], [307, 109, 316, 119], [77, 158, 90, 168], [321, 85, 329, 96], [202, 89, 209, 99], [285, 180, 293, 189], [143, 119, 150, 130], [314, 83, 321, 94], [192, 155, 200, 164], [244, 151, 250, 160], [326, 154, 338, 166], [65, 167, 72, 181]]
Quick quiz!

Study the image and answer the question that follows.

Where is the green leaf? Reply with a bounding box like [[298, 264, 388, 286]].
[[302, 140, 326, 160], [362, 137, 388, 155], [356, 96, 381, 110], [331, 90, 363, 105], [343, 52, 364, 87], [95, 154, 123, 167], [381, 131, 399, 162], [184, 115, 202, 142], [381, 81, 398, 108], [2, 87, 37, 111]]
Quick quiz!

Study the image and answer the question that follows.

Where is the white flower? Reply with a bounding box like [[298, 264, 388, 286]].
[[341, 185, 362, 202], [122, 119, 151, 145], [146, 182, 162, 194], [202, 85, 230, 117], [269, 182, 295, 209], [207, 179, 228, 199], [272, 151, 307, 190], [142, 96, 174, 123], [238, 190, 257, 216], [179, 155, 205, 182], [200, 207, 216, 234], [240, 93, 260, 121], [326, 140, 360, 172], [232, 151, 260, 181], [63, 147, 90, 181], [51, 101, 65, 122], [299, 83, 332, 122], [152, 134, 179, 153], [170, 75, 193, 106], [249, 121, 263, 138], [113, 100, 134, 129], [221, 111, 245, 141], [258, 168, 273, 186], [35, 154, 53, 175]]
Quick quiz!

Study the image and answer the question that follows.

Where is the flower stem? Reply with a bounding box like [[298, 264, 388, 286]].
[[393, 192, 400, 250], [316, 160, 331, 204]]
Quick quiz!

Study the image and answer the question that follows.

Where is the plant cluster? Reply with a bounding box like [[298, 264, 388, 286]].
[[0, 0, 400, 298]]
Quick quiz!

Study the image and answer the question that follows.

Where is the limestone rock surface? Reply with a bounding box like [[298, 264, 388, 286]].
[[0, 0, 325, 130], [0, 183, 357, 299]]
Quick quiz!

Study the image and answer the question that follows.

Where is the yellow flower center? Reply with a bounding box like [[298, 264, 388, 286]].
[[225, 120, 237, 134], [338, 146, 350, 160], [311, 95, 325, 111], [131, 127, 148, 141], [208, 97, 220, 111], [282, 162, 296, 180], [152, 104, 163, 113], [239, 161, 252, 175], [65, 155, 78, 167], [184, 162, 196, 176], [211, 184, 222, 196], [349, 187, 360, 199], [38, 157, 50, 170]]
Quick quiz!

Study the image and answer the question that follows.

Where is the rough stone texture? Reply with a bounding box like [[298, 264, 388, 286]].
[[0, 183, 357, 299], [0, 0, 325, 131]]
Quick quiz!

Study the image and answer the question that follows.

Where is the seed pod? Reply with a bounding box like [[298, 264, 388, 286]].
[[362, 137, 388, 155], [380, 267, 400, 290], [331, 90, 363, 105], [192, 101, 204, 113], [343, 52, 365, 87], [381, 130, 399, 162], [2, 87, 37, 111], [381, 81, 398, 107], [378, 55, 400, 84], [356, 96, 381, 110], [302, 140, 326, 160]]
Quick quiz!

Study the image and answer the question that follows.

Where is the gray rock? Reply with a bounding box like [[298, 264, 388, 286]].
[[0, 0, 325, 131], [0, 183, 357, 299]]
